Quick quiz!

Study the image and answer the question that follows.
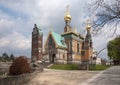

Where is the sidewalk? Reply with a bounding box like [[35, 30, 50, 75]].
[[84, 66, 120, 85], [23, 68, 99, 85]]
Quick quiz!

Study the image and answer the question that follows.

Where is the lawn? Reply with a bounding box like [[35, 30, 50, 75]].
[[49, 64, 79, 70], [89, 64, 110, 71], [49, 64, 110, 70]]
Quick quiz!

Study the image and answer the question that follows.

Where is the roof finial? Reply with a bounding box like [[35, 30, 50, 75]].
[[49, 25, 53, 32], [72, 25, 77, 33], [87, 19, 90, 24], [66, 5, 69, 15]]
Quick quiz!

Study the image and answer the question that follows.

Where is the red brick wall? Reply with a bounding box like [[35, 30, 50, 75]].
[[32, 35, 43, 61]]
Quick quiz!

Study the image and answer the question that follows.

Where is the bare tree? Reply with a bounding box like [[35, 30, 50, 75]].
[[90, 0, 120, 36], [97, 47, 106, 56]]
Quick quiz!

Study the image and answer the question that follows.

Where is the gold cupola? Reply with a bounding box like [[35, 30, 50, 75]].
[[86, 19, 91, 31], [64, 5, 71, 21]]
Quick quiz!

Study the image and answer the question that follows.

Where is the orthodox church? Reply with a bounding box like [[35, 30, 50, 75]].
[[31, 6, 93, 64]]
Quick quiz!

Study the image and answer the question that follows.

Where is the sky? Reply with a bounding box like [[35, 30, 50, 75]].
[[0, 0, 118, 59]]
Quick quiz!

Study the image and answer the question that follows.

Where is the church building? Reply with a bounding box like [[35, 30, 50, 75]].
[[31, 6, 93, 64], [43, 6, 93, 64]]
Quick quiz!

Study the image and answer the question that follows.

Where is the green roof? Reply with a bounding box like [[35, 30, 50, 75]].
[[37, 26, 43, 34], [51, 31, 67, 48]]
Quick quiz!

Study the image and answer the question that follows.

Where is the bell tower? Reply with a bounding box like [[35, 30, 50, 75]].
[[82, 19, 93, 61], [31, 24, 43, 62]]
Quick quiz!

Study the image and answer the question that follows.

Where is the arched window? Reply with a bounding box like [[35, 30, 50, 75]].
[[63, 54, 65, 59], [82, 42, 84, 49], [77, 43, 79, 53], [49, 36, 52, 45]]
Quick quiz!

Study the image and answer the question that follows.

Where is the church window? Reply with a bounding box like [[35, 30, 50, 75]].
[[90, 42, 92, 47], [82, 42, 84, 49], [77, 43, 79, 53], [49, 36, 52, 45], [69, 41, 71, 52], [63, 54, 65, 59], [81, 51, 85, 56]]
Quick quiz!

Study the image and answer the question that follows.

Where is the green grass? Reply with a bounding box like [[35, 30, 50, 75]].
[[49, 64, 79, 70], [49, 64, 110, 71], [89, 65, 110, 71]]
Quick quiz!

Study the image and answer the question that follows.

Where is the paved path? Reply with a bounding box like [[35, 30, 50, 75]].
[[85, 66, 120, 85], [24, 66, 120, 85], [24, 69, 99, 85]]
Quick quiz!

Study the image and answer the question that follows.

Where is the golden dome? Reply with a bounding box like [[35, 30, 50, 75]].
[[86, 19, 91, 30], [86, 24, 91, 30], [64, 5, 71, 21], [64, 14, 71, 21]]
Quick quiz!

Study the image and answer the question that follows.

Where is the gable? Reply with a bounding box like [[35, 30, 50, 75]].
[[44, 33, 56, 49], [52, 32, 67, 48], [48, 35, 56, 48], [44, 31, 67, 49]]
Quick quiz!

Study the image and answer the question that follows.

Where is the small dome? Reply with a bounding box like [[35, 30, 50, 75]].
[[86, 19, 91, 31], [64, 14, 71, 21], [86, 24, 91, 30]]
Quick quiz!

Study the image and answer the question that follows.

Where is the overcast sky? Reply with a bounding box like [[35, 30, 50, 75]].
[[0, 0, 118, 59]]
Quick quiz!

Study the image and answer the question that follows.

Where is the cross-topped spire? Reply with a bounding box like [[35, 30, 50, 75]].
[[64, 5, 71, 21], [66, 5, 69, 15]]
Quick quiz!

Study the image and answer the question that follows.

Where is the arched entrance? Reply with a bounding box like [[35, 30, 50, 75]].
[[49, 53, 56, 63], [51, 54, 55, 63]]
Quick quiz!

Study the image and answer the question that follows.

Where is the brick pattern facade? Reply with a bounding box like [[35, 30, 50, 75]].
[[72, 40, 82, 61], [31, 24, 43, 61]]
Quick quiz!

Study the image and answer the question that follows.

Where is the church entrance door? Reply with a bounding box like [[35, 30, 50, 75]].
[[51, 54, 55, 63]]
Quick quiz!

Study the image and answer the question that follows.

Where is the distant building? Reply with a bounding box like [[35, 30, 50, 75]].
[[91, 49, 102, 65], [43, 5, 93, 64], [95, 57, 102, 65]]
